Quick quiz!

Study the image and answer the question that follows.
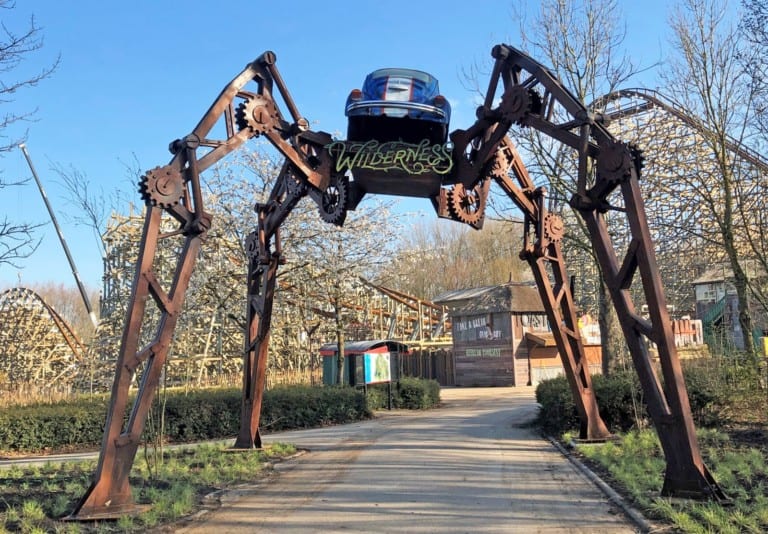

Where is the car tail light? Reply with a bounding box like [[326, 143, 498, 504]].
[[349, 89, 363, 100], [433, 95, 447, 107]]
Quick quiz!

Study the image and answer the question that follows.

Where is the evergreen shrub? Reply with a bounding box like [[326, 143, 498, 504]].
[[366, 378, 441, 410], [535, 363, 732, 436], [0, 385, 371, 453]]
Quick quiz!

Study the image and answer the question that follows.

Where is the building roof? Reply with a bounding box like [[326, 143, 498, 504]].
[[432, 285, 498, 304], [318, 339, 410, 355], [691, 263, 767, 285], [691, 267, 731, 285], [439, 283, 545, 316]]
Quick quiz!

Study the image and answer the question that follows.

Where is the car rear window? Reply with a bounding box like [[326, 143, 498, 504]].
[[369, 68, 435, 84]]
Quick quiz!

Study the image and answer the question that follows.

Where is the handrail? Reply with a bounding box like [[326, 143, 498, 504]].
[[591, 88, 768, 172]]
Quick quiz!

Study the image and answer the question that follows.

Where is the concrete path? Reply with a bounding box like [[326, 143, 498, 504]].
[[175, 387, 639, 533]]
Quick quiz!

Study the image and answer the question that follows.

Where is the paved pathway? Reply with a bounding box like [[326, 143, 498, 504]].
[[175, 386, 639, 533]]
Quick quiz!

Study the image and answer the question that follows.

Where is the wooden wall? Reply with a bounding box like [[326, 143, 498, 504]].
[[527, 335, 603, 385], [452, 313, 546, 386]]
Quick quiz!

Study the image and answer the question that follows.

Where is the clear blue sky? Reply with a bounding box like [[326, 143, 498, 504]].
[[1, 0, 674, 292]]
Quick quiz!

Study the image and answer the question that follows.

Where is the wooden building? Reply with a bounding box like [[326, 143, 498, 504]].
[[434, 283, 549, 387], [524, 332, 603, 386]]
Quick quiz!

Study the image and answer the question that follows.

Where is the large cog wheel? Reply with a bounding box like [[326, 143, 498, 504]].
[[448, 183, 485, 225], [236, 95, 280, 136], [139, 166, 184, 209], [318, 173, 349, 226]]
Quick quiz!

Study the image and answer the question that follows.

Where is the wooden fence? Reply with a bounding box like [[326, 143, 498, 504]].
[[398, 348, 455, 386]]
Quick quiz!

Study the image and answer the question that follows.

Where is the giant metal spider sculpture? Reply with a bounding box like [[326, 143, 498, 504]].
[[71, 45, 726, 519]]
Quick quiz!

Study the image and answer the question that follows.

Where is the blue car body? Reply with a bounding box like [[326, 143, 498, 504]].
[[345, 68, 451, 144]]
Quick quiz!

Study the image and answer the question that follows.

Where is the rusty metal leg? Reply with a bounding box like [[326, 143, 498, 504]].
[[234, 230, 280, 449], [70, 207, 205, 519], [491, 137, 610, 440], [576, 174, 726, 499], [523, 239, 612, 441]]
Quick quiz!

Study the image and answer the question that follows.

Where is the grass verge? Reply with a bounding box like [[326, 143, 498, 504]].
[[0, 442, 297, 533], [570, 428, 768, 533]]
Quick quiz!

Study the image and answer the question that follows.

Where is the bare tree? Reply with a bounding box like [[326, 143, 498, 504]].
[[509, 0, 647, 371], [662, 0, 761, 355], [0, 1, 58, 267], [294, 194, 404, 384], [738, 0, 768, 326], [741, 0, 768, 137], [386, 218, 530, 300]]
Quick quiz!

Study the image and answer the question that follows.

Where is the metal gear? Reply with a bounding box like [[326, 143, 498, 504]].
[[284, 170, 308, 197], [500, 86, 538, 124], [597, 140, 634, 183], [318, 173, 349, 226], [542, 213, 565, 243], [244, 232, 260, 260], [235, 94, 280, 136], [139, 166, 184, 209], [447, 183, 485, 225]]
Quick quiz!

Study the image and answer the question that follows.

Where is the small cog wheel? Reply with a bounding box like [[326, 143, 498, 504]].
[[284, 170, 308, 197], [139, 166, 184, 209], [542, 213, 565, 243], [236, 95, 280, 136], [244, 232, 260, 260], [500, 86, 539, 124], [318, 174, 349, 226], [489, 148, 512, 181], [597, 141, 634, 183], [448, 183, 485, 225]]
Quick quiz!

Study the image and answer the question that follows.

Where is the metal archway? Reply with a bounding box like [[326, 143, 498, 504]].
[[72, 45, 727, 519]]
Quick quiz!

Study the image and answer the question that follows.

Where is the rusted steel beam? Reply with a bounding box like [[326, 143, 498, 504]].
[[475, 44, 725, 498], [70, 54, 278, 520], [462, 44, 725, 499], [490, 137, 611, 441], [71, 205, 206, 518], [576, 155, 725, 498], [235, 240, 280, 448]]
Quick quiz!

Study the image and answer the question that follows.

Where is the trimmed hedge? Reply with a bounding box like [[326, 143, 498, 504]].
[[0, 398, 109, 452], [535, 364, 731, 436], [366, 378, 441, 410], [0, 385, 371, 453], [261, 385, 371, 432]]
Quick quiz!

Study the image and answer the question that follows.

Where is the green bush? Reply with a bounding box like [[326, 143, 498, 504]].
[[679, 359, 735, 426], [366, 378, 441, 410], [535, 376, 581, 435], [260, 385, 371, 431], [397, 377, 440, 409], [536, 370, 647, 436], [535, 360, 737, 437], [161, 388, 241, 441], [0, 397, 108, 451], [591, 371, 645, 432], [0, 385, 371, 453]]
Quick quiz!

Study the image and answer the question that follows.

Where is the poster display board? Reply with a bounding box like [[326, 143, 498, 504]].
[[363, 352, 391, 384]]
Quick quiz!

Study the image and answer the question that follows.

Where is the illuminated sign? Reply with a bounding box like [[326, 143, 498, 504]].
[[327, 139, 453, 176], [363, 352, 391, 384]]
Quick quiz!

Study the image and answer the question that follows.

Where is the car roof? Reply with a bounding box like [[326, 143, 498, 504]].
[[366, 68, 437, 84]]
